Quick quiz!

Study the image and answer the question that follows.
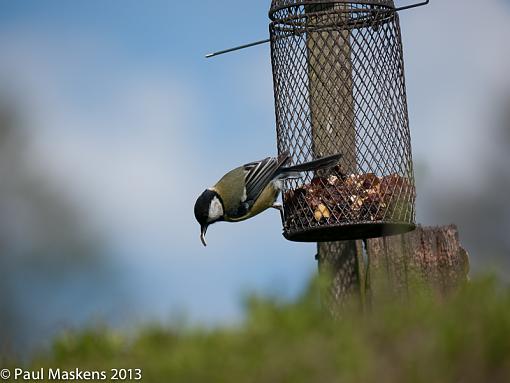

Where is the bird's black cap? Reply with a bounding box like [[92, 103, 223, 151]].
[[194, 190, 210, 226], [194, 189, 219, 226], [195, 189, 223, 247]]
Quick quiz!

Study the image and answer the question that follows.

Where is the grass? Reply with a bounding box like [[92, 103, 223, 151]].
[[9, 275, 510, 383]]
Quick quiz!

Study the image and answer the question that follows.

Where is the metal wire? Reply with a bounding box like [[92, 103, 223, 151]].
[[270, 0, 416, 242], [205, 39, 270, 58]]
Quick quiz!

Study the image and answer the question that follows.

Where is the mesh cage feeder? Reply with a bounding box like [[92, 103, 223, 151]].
[[270, 0, 416, 242]]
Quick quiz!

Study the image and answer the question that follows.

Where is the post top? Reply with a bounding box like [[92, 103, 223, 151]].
[[270, 0, 395, 19], [270, 0, 394, 7]]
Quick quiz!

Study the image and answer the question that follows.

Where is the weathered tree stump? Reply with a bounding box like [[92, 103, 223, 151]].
[[319, 225, 470, 315]]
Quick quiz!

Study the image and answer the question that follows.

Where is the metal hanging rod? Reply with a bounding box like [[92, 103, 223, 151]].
[[394, 0, 429, 13], [205, 39, 270, 58], [205, 0, 429, 59]]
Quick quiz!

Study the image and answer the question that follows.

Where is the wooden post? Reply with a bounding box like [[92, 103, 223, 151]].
[[306, 3, 364, 314], [365, 225, 470, 302]]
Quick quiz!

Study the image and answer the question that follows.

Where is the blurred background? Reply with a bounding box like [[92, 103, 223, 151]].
[[0, 0, 509, 358]]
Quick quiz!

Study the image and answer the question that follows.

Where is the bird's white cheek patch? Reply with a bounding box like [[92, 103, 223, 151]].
[[208, 196, 224, 222]]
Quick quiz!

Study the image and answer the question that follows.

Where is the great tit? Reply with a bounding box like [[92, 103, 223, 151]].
[[194, 151, 342, 246]]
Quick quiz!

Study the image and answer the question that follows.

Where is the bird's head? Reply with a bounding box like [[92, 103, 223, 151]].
[[194, 189, 224, 246]]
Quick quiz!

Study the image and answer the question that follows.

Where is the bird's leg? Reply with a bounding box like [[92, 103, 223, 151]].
[[272, 203, 285, 227]]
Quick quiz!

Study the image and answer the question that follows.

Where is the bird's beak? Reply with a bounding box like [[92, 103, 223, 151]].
[[200, 224, 208, 247]]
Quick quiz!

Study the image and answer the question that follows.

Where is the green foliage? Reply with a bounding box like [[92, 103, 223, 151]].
[[27, 276, 510, 383]]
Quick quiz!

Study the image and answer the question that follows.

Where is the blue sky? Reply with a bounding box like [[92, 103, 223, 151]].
[[1, 0, 509, 355]]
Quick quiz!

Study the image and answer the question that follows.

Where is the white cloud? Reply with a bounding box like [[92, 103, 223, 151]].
[[0, 29, 202, 260]]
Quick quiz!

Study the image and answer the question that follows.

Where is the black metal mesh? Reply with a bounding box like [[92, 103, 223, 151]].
[[270, 0, 416, 242]]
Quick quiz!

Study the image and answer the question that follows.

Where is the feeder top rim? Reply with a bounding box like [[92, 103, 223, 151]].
[[269, 0, 396, 19]]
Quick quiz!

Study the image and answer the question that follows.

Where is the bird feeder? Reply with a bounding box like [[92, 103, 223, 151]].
[[270, 0, 416, 242]]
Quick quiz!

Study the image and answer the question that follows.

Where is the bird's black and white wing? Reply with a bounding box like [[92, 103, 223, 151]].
[[243, 152, 290, 204]]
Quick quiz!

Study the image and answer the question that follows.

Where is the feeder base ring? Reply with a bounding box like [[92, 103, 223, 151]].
[[283, 222, 416, 242]]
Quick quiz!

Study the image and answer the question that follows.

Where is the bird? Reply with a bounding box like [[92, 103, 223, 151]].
[[194, 151, 342, 246]]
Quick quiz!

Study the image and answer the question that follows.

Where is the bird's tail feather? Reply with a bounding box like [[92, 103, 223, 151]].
[[280, 153, 342, 174]]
